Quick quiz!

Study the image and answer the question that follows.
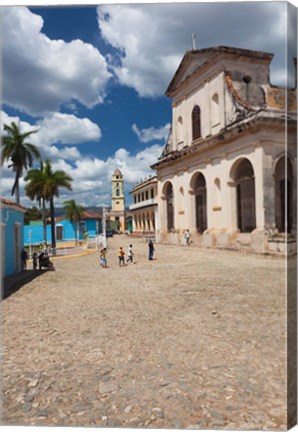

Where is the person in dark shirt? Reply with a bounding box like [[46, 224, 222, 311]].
[[148, 240, 155, 260], [21, 248, 28, 271]]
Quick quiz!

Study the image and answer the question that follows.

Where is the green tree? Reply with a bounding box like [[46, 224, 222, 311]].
[[25, 161, 48, 243], [43, 160, 73, 250], [63, 199, 85, 245], [1, 122, 41, 204], [24, 206, 42, 225]]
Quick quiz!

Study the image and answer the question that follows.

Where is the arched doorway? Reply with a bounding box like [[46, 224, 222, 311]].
[[164, 182, 174, 231], [275, 156, 293, 233], [190, 173, 207, 233], [235, 159, 256, 232]]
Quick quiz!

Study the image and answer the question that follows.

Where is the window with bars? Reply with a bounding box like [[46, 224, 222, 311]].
[[192, 105, 201, 141], [56, 225, 64, 241], [166, 183, 174, 231]]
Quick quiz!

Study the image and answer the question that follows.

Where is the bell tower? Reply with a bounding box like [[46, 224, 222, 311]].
[[111, 168, 125, 212]]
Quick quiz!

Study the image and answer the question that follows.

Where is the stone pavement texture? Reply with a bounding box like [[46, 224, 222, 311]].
[[1, 236, 288, 429]]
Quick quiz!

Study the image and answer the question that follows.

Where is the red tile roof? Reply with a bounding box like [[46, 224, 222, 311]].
[[0, 197, 27, 212]]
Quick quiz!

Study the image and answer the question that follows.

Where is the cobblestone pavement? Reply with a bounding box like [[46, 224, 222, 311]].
[[1, 236, 288, 429]]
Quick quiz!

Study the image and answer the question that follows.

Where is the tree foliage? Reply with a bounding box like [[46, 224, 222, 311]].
[[63, 199, 85, 244], [1, 121, 41, 204]]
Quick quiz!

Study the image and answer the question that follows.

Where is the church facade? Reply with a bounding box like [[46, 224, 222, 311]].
[[106, 168, 126, 233], [151, 46, 297, 254]]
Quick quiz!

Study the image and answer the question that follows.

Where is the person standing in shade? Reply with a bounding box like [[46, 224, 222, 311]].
[[32, 252, 38, 271], [148, 239, 155, 260], [21, 248, 28, 271]]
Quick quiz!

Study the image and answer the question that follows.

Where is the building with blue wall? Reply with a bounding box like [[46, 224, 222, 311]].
[[24, 211, 102, 246], [1, 198, 26, 277]]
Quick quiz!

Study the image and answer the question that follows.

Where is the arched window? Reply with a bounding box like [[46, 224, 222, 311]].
[[235, 159, 256, 233], [275, 156, 293, 233], [192, 105, 201, 141], [116, 189, 120, 196], [165, 183, 174, 231], [193, 173, 207, 233]]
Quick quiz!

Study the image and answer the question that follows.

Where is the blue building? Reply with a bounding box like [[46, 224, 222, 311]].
[[24, 211, 102, 246], [1, 198, 27, 277]]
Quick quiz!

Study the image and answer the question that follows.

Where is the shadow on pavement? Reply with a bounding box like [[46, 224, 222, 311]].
[[2, 270, 46, 300]]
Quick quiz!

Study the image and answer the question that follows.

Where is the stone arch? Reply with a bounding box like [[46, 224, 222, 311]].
[[190, 172, 207, 233], [230, 158, 256, 233], [162, 181, 174, 231], [275, 156, 293, 233]]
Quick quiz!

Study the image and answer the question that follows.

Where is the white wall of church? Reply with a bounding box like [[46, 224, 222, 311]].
[[172, 71, 232, 150], [157, 127, 292, 237]]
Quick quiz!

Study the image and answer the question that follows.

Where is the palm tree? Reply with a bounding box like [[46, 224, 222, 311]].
[[43, 160, 73, 250], [63, 199, 85, 245], [1, 121, 41, 204], [25, 161, 48, 243]]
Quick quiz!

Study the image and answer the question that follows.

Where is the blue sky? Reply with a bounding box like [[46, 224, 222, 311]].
[[1, 2, 297, 208]]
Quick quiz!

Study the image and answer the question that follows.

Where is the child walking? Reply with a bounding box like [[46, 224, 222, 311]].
[[118, 247, 126, 267], [100, 248, 108, 268], [127, 244, 134, 263]]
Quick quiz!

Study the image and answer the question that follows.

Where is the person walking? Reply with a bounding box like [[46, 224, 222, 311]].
[[184, 229, 191, 246], [148, 239, 155, 260], [118, 247, 126, 267], [127, 244, 134, 263], [21, 248, 28, 271], [32, 252, 38, 271], [100, 248, 108, 268]]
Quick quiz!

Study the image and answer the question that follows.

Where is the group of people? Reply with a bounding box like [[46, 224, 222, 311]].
[[21, 247, 54, 271], [99, 239, 156, 269]]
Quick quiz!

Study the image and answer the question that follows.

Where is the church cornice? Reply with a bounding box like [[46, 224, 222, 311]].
[[151, 110, 295, 170], [166, 46, 273, 97]]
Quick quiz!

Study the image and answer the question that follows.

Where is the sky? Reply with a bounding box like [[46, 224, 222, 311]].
[[1, 1, 297, 209]]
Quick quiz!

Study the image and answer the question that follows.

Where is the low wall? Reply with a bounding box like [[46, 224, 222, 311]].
[[156, 228, 297, 256]]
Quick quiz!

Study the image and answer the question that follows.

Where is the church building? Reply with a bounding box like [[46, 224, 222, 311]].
[[106, 168, 126, 233], [151, 46, 297, 254]]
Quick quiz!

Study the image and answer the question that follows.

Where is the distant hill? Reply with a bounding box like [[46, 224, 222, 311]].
[[54, 206, 105, 216]]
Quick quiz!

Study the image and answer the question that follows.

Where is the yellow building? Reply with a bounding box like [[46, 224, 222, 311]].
[[129, 176, 158, 236], [106, 168, 126, 233]]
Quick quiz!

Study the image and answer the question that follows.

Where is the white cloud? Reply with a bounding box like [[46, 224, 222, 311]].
[[1, 121, 163, 208], [2, 7, 111, 115], [1, 110, 101, 161], [132, 123, 170, 143], [36, 113, 101, 145], [97, 2, 294, 96]]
